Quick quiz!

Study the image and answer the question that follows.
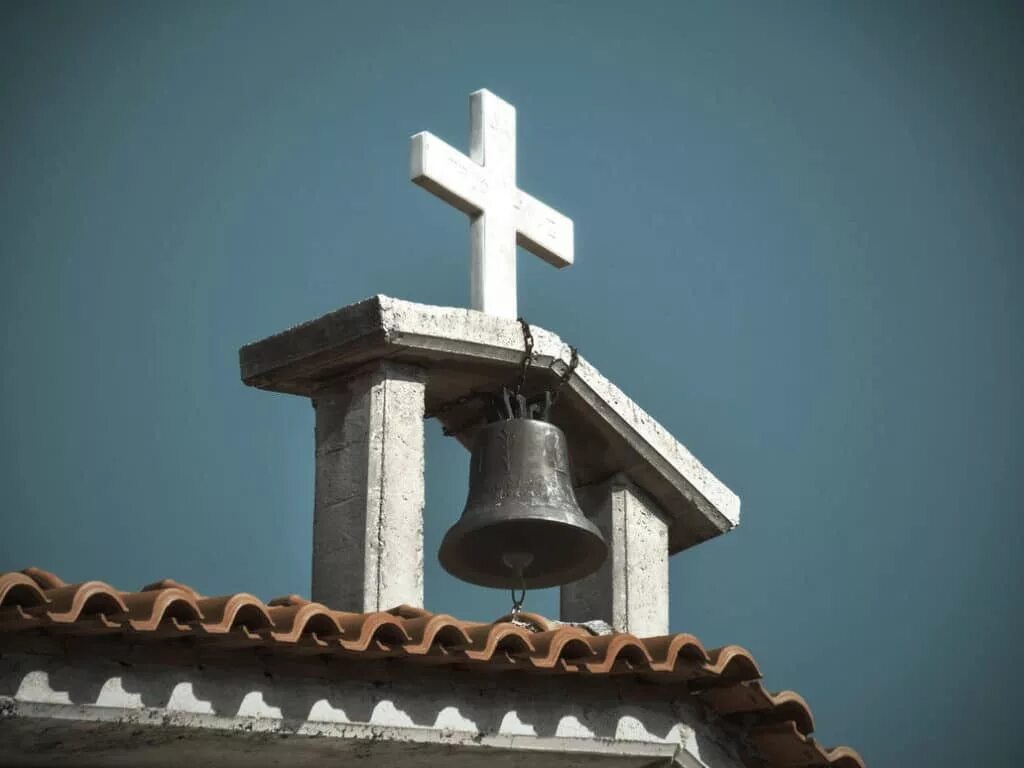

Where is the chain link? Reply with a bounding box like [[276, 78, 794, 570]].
[[513, 317, 534, 396], [510, 573, 527, 620], [549, 345, 579, 406]]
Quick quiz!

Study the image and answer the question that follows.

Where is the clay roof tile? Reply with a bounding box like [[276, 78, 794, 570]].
[[0, 572, 49, 610], [750, 721, 866, 768], [21, 567, 65, 590], [121, 586, 203, 633]]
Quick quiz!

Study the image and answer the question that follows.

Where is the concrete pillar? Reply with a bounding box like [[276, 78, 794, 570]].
[[560, 475, 669, 637], [311, 361, 426, 612]]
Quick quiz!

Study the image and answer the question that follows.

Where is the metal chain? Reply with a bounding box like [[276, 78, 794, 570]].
[[510, 572, 527, 620], [548, 345, 579, 406], [514, 317, 534, 396]]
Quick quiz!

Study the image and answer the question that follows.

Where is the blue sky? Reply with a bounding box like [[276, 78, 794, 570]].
[[2, 3, 1021, 765]]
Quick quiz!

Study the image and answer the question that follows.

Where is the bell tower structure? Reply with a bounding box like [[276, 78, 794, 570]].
[[238, 90, 740, 637]]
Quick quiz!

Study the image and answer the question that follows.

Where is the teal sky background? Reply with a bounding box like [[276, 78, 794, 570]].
[[2, 2, 1021, 765]]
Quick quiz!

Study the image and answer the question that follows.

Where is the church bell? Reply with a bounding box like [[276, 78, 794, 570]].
[[439, 416, 608, 590]]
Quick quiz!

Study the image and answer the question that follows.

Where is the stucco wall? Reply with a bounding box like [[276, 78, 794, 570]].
[[0, 652, 746, 767]]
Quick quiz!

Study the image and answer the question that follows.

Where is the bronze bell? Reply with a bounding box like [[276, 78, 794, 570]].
[[439, 416, 608, 589]]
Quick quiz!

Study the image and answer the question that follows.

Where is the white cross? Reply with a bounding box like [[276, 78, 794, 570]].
[[410, 89, 574, 319]]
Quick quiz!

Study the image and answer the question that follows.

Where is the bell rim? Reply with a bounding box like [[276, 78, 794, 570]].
[[438, 515, 609, 590]]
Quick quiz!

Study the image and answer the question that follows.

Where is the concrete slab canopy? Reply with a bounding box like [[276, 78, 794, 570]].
[[239, 295, 739, 553]]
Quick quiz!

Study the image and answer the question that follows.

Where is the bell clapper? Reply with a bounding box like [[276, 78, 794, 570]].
[[503, 551, 533, 619]]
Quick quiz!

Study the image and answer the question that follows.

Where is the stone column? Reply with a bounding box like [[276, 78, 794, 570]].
[[311, 361, 426, 612], [560, 475, 669, 637]]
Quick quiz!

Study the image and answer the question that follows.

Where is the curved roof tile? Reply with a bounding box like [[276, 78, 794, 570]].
[[0, 572, 48, 609]]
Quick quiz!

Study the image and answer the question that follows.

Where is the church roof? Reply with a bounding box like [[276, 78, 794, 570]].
[[0, 567, 864, 768]]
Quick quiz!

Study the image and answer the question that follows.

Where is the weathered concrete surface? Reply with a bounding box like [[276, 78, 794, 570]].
[[561, 476, 670, 637], [240, 295, 740, 554], [0, 653, 747, 768], [312, 361, 425, 612]]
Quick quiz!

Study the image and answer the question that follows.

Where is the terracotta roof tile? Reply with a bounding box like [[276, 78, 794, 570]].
[[749, 722, 866, 768], [0, 568, 864, 768], [21, 567, 65, 590]]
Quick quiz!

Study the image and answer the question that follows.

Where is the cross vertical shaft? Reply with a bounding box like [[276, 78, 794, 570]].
[[469, 91, 517, 317]]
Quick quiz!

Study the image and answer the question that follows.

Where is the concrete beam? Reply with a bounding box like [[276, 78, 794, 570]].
[[561, 476, 669, 637], [312, 361, 425, 612], [239, 295, 739, 554]]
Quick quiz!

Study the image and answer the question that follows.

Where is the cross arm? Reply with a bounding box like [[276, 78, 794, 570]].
[[515, 190, 574, 268], [410, 132, 489, 216]]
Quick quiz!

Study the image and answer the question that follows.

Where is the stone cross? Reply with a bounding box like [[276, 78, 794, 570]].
[[410, 89, 574, 319]]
